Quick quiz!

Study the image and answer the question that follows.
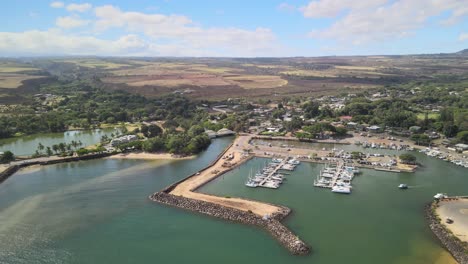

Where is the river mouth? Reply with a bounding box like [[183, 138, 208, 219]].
[[0, 137, 466, 264]]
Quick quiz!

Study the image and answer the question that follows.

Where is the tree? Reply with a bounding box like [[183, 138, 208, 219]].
[[334, 126, 348, 137], [457, 131, 468, 143], [46, 147, 53, 156], [188, 125, 205, 137], [0, 151, 15, 163], [399, 154, 417, 164], [141, 124, 149, 137], [442, 122, 458, 137], [410, 134, 431, 146], [143, 137, 166, 152], [52, 144, 59, 154], [147, 124, 162, 138], [37, 143, 45, 154]]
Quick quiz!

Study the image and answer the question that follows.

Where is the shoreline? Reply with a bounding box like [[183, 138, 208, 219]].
[[426, 199, 468, 264], [150, 135, 311, 255], [108, 152, 195, 160]]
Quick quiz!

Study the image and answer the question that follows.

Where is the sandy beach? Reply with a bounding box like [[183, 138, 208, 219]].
[[108, 152, 195, 160], [170, 135, 285, 217], [437, 198, 468, 243]]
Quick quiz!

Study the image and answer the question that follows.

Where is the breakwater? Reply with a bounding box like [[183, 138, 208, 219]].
[[0, 152, 112, 184], [149, 192, 310, 255], [425, 202, 468, 264]]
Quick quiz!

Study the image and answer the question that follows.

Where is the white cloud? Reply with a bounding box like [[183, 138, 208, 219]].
[[0, 4, 282, 57], [56, 16, 90, 29], [50, 1, 64, 8], [277, 3, 296, 13], [67, 3, 92, 12], [459, 33, 468, 41], [300, 0, 387, 18], [302, 0, 468, 44], [92, 5, 280, 56], [0, 30, 153, 56]]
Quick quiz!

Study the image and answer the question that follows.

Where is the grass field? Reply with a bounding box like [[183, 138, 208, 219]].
[[0, 62, 41, 74], [417, 112, 440, 120], [224, 75, 287, 89], [61, 59, 132, 69], [0, 74, 46, 89], [280, 70, 337, 77]]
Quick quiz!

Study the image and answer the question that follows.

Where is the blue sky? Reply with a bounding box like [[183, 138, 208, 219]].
[[1, 0, 467, 57]]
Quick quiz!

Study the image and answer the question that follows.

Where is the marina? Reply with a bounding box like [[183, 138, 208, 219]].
[[245, 157, 300, 189], [313, 161, 357, 194]]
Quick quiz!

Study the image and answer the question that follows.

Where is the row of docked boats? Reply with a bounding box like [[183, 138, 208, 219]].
[[419, 148, 468, 168], [313, 162, 359, 194], [245, 157, 300, 189]]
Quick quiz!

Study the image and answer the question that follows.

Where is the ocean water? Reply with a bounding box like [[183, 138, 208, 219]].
[[0, 137, 465, 264]]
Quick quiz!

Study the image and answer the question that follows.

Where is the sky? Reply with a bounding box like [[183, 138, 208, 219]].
[[1, 0, 468, 57]]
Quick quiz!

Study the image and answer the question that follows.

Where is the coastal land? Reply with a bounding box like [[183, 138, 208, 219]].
[[108, 152, 195, 161], [428, 197, 468, 264], [150, 133, 422, 255]]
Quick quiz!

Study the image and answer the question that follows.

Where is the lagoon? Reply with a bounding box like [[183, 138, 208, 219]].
[[0, 128, 120, 156]]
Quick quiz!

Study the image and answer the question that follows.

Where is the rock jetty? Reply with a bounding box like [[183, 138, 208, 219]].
[[150, 192, 310, 255], [425, 203, 468, 264]]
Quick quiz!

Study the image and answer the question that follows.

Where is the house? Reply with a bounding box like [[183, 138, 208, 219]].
[[347, 122, 358, 129], [110, 135, 138, 147], [455, 143, 468, 151], [266, 127, 281, 133], [367, 125, 382, 133], [340, 116, 353, 122], [409, 126, 422, 133]]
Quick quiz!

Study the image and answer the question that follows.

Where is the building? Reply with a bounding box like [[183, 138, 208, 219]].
[[455, 143, 468, 151], [367, 125, 382, 133], [110, 135, 138, 147]]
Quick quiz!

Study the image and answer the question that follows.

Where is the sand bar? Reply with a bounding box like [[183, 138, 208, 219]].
[[109, 152, 195, 160], [437, 198, 468, 243]]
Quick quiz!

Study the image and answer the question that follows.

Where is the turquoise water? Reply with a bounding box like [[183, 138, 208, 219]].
[[0, 137, 465, 263], [0, 128, 120, 156]]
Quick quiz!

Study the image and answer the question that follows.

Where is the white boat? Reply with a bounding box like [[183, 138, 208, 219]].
[[288, 158, 300, 165], [398, 184, 408, 189], [434, 193, 447, 199], [245, 180, 258, 188], [332, 186, 351, 194], [272, 158, 283, 163], [262, 181, 280, 189]]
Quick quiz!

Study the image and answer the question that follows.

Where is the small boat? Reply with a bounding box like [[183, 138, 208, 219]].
[[288, 158, 300, 165], [398, 184, 408, 189], [331, 186, 351, 194], [245, 180, 258, 188], [434, 193, 448, 199], [445, 217, 454, 224]]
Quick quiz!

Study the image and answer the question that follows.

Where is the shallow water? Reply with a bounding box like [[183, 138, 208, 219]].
[[0, 137, 465, 264], [0, 128, 120, 156]]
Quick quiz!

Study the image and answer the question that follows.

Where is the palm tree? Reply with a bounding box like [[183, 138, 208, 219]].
[[52, 144, 59, 154], [37, 143, 45, 154], [46, 147, 53, 156]]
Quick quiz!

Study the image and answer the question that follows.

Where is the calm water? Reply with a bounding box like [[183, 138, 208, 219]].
[[0, 137, 466, 264], [0, 128, 120, 156]]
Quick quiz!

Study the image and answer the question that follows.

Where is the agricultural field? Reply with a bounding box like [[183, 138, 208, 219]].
[[58, 59, 135, 69], [0, 61, 46, 89], [2, 51, 468, 100]]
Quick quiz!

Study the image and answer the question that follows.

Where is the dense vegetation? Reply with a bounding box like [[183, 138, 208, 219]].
[[0, 80, 202, 138]]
